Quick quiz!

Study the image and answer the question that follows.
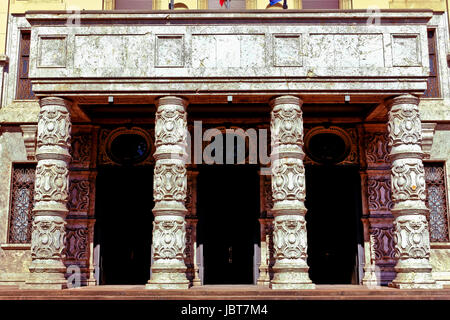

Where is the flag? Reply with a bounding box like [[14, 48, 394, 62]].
[[269, 0, 282, 5], [220, 0, 225, 6]]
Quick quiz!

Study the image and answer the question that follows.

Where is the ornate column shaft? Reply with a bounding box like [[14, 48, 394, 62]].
[[387, 95, 441, 289], [24, 97, 72, 289], [269, 96, 314, 289], [146, 96, 190, 289]]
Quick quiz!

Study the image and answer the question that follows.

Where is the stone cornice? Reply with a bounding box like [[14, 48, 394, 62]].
[[25, 10, 433, 26]]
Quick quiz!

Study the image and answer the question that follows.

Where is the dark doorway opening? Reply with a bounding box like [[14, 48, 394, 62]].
[[95, 166, 154, 285], [197, 165, 260, 285], [305, 165, 363, 284]]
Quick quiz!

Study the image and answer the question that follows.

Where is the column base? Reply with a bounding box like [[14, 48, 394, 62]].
[[271, 263, 315, 290], [390, 260, 443, 289], [21, 261, 67, 290], [21, 274, 67, 290], [145, 281, 189, 290], [362, 266, 379, 287], [271, 282, 315, 290], [192, 279, 202, 287], [146, 263, 190, 290]]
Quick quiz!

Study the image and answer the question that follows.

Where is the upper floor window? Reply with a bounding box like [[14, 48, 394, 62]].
[[302, 0, 339, 9], [208, 0, 246, 9], [115, 0, 153, 9], [16, 31, 36, 100], [424, 29, 440, 98]]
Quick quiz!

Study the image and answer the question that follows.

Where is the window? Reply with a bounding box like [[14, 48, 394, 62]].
[[302, 0, 339, 9], [208, 0, 246, 9], [8, 163, 36, 244], [115, 0, 153, 9], [425, 162, 449, 242], [423, 29, 440, 98], [16, 31, 35, 100]]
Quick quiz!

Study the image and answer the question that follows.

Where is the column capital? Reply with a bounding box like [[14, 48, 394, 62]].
[[39, 96, 72, 109], [269, 95, 303, 109], [385, 94, 419, 111], [156, 96, 189, 110]]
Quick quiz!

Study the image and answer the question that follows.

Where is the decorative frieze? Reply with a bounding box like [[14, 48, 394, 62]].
[[386, 95, 441, 289], [67, 178, 90, 213], [64, 225, 88, 261], [147, 96, 189, 290], [269, 96, 313, 290], [63, 218, 96, 286], [369, 224, 396, 262], [365, 132, 390, 166], [362, 124, 396, 286], [367, 176, 393, 213], [70, 133, 91, 166]]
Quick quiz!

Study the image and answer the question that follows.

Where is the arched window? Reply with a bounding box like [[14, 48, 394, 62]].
[[266, 2, 283, 9], [174, 2, 189, 9]]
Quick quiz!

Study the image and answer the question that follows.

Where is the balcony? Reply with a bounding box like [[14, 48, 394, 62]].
[[26, 10, 432, 105]]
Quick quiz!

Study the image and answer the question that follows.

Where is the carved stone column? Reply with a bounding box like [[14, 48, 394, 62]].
[[269, 96, 314, 289], [146, 96, 190, 289], [386, 95, 442, 289], [24, 97, 72, 289]]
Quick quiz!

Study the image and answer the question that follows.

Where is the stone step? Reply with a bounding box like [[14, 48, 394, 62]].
[[1, 285, 450, 300]]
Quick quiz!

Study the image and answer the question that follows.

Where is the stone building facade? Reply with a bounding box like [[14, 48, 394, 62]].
[[0, 2, 449, 290]]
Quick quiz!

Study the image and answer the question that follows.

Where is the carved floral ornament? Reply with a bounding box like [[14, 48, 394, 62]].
[[369, 226, 396, 261], [153, 161, 187, 202], [152, 218, 186, 260], [271, 159, 306, 203], [391, 159, 426, 202], [31, 218, 66, 259], [365, 132, 390, 165], [270, 96, 304, 147], [273, 217, 307, 260], [394, 215, 430, 259], [386, 95, 422, 148], [37, 98, 72, 150], [34, 162, 69, 203], [155, 97, 188, 148]]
